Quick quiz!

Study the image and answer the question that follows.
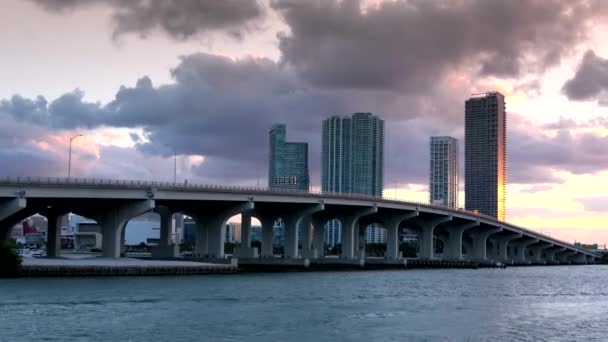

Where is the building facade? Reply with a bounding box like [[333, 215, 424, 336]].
[[268, 124, 309, 191], [430, 136, 459, 208], [464, 92, 507, 221], [322, 113, 385, 245]]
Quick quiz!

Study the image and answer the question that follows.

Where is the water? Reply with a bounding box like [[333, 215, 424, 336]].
[[1, 266, 607, 341]]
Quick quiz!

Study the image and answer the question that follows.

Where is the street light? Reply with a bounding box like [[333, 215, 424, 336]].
[[68, 134, 83, 179]]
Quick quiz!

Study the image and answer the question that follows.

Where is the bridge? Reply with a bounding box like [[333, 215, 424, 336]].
[[0, 177, 599, 265]]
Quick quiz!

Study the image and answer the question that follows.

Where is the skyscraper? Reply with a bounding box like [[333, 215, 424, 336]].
[[322, 113, 385, 245], [430, 136, 459, 208], [465, 92, 507, 221], [268, 124, 309, 191], [322, 113, 384, 196]]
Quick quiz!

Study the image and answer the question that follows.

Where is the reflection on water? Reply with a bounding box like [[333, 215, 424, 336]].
[[1, 266, 607, 342]]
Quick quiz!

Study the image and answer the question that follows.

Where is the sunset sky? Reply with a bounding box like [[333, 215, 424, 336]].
[[1, 0, 607, 244]]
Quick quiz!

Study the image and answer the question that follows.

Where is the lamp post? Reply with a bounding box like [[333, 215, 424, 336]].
[[68, 134, 83, 179]]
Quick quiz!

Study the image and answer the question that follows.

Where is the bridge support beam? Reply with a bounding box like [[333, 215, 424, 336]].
[[0, 198, 27, 241], [340, 207, 377, 260], [311, 220, 325, 258], [470, 227, 503, 261], [260, 217, 276, 258], [444, 221, 479, 261], [529, 243, 553, 264], [385, 211, 418, 260], [513, 239, 539, 264], [544, 247, 566, 264], [152, 206, 179, 258], [569, 252, 587, 264], [284, 204, 324, 259], [235, 211, 256, 258], [417, 216, 452, 260], [299, 218, 313, 258], [193, 201, 254, 259], [494, 233, 522, 264], [90, 200, 155, 258], [39, 209, 68, 258]]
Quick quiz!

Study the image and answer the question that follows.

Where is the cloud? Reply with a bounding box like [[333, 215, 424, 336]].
[[517, 185, 554, 194], [273, 0, 606, 93], [577, 196, 608, 213], [562, 50, 608, 104], [30, 0, 266, 40]]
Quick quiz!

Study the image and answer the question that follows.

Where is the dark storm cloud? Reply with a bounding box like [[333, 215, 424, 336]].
[[30, 0, 266, 40], [273, 0, 606, 92], [562, 50, 608, 104]]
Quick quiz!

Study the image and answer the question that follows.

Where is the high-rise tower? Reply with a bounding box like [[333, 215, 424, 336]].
[[430, 136, 459, 208], [268, 124, 309, 191], [464, 92, 506, 220]]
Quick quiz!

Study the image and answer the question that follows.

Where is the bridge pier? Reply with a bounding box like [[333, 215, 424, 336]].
[[529, 243, 553, 264], [311, 220, 325, 258], [260, 217, 275, 258], [494, 233, 522, 264], [40, 209, 68, 258], [340, 207, 377, 260], [569, 252, 588, 264], [89, 200, 155, 258], [470, 227, 503, 261], [283, 204, 324, 259], [544, 247, 566, 264], [152, 206, 179, 258], [414, 216, 452, 260], [444, 221, 479, 261], [385, 211, 418, 260], [513, 238, 539, 264]]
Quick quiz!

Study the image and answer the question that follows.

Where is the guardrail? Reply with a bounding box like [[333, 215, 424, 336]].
[[0, 176, 597, 256]]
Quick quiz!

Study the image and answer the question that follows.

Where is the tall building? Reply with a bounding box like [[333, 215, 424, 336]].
[[465, 92, 507, 221], [322, 113, 384, 196], [322, 113, 385, 245], [430, 136, 459, 208], [268, 124, 309, 191]]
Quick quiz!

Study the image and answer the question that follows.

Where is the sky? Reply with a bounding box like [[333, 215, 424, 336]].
[[1, 0, 608, 245]]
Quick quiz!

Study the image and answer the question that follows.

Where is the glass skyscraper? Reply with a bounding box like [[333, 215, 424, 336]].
[[321, 113, 385, 245], [464, 92, 507, 221], [430, 136, 459, 208], [268, 124, 309, 191]]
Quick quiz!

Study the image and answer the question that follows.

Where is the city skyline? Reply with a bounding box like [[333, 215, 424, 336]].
[[0, 0, 607, 244]]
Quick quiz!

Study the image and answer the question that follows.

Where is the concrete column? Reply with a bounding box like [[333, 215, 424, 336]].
[[417, 216, 452, 260], [470, 227, 503, 261], [192, 202, 254, 259], [195, 221, 208, 257], [310, 220, 325, 258], [300, 218, 313, 258], [529, 243, 553, 264], [260, 217, 275, 257], [44, 213, 65, 258], [341, 206, 378, 259], [513, 239, 539, 263], [556, 250, 571, 264], [152, 206, 179, 258], [444, 221, 479, 261], [587, 255, 596, 264], [354, 223, 365, 259], [545, 247, 566, 264], [569, 252, 587, 264], [385, 211, 418, 260], [495, 233, 522, 263], [93, 200, 155, 258], [236, 211, 255, 258], [284, 204, 324, 259]]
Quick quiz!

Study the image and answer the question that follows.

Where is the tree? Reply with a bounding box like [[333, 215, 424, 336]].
[[0, 242, 21, 277]]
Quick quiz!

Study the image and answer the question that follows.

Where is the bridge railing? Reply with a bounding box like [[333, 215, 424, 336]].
[[0, 176, 595, 255]]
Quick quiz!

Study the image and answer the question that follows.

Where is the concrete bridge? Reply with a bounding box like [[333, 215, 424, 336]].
[[0, 177, 599, 265]]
